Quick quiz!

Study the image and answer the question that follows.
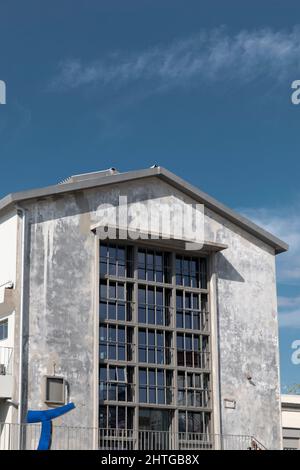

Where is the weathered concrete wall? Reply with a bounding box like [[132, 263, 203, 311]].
[[21, 177, 281, 448], [205, 208, 281, 449]]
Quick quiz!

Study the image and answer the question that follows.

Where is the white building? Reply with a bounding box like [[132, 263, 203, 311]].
[[282, 394, 300, 450]]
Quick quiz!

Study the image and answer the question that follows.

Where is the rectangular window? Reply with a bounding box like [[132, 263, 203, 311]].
[[177, 371, 210, 408], [178, 411, 210, 435], [138, 368, 173, 405], [100, 243, 134, 279], [138, 285, 172, 326], [138, 328, 172, 365], [176, 333, 210, 368], [100, 405, 134, 430], [175, 255, 207, 289], [100, 324, 134, 362], [99, 365, 134, 403], [100, 280, 133, 322], [176, 292, 209, 332], [138, 248, 171, 284], [0, 319, 8, 341]]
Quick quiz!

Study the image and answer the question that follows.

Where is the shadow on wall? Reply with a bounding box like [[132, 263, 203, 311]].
[[216, 253, 245, 283]]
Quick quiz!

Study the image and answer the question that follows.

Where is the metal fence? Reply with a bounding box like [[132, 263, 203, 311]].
[[98, 429, 262, 450], [0, 423, 265, 450]]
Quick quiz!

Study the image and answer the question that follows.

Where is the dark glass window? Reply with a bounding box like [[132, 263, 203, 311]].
[[178, 411, 210, 435], [175, 256, 207, 289], [138, 329, 171, 365], [138, 285, 172, 326], [138, 368, 173, 405], [100, 243, 133, 279], [176, 333, 209, 368], [100, 279, 133, 322], [100, 324, 133, 362], [138, 248, 171, 283]]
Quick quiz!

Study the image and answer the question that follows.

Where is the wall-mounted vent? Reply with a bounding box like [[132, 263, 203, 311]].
[[45, 376, 65, 405]]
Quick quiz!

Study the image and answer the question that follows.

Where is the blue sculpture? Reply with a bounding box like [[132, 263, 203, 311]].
[[27, 402, 75, 450]]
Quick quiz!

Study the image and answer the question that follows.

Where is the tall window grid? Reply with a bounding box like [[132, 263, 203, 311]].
[[99, 242, 212, 442]]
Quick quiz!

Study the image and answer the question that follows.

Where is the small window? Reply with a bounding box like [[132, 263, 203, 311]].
[[45, 376, 65, 405], [0, 320, 8, 341]]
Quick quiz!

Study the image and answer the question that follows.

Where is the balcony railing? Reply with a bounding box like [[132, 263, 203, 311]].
[[98, 429, 263, 450], [0, 423, 266, 450], [0, 347, 13, 375]]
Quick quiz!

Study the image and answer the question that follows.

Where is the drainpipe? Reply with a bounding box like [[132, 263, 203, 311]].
[[16, 205, 26, 448]]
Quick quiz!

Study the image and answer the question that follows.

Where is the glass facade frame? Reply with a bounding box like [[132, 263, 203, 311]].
[[99, 240, 213, 442]]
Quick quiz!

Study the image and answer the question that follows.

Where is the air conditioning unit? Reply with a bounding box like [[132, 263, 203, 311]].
[[0, 364, 6, 375]]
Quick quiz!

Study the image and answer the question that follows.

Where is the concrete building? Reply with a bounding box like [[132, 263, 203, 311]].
[[282, 395, 300, 449], [0, 166, 288, 450]]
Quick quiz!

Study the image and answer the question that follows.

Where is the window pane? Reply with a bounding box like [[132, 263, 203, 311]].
[[109, 345, 116, 359], [139, 369, 147, 385], [99, 407, 107, 428], [108, 302, 116, 320], [138, 307, 146, 324], [148, 308, 155, 324], [108, 326, 116, 341], [100, 302, 107, 321], [139, 387, 147, 403], [157, 370, 164, 387], [110, 284, 117, 299], [157, 332, 163, 346], [109, 367, 117, 381], [138, 287, 146, 303], [179, 412, 186, 433], [108, 384, 117, 400], [118, 346, 125, 360], [139, 347, 146, 362], [117, 303, 126, 321], [118, 407, 126, 428], [148, 347, 155, 364], [148, 331, 155, 346], [149, 388, 156, 404], [177, 312, 183, 328], [108, 407, 116, 428], [158, 388, 164, 404], [117, 284, 125, 299], [185, 312, 192, 329], [139, 330, 146, 345], [156, 308, 163, 325], [148, 289, 155, 305], [100, 283, 107, 300], [149, 370, 156, 386], [156, 289, 163, 306], [177, 334, 184, 349], [138, 250, 146, 266], [118, 327, 125, 343], [178, 373, 185, 388]]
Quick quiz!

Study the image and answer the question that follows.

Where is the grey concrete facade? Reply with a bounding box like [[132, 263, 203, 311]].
[[0, 169, 286, 449]]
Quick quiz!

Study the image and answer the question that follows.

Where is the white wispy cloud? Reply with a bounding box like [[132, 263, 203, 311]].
[[241, 204, 300, 328], [50, 26, 300, 91]]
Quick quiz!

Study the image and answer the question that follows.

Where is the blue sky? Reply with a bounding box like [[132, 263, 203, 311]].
[[0, 0, 300, 391]]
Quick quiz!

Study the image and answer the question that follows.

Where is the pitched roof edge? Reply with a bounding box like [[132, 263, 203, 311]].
[[0, 166, 288, 254]]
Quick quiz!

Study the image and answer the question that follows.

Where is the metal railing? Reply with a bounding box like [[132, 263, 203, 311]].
[[0, 423, 265, 450], [0, 347, 13, 375], [98, 429, 262, 450]]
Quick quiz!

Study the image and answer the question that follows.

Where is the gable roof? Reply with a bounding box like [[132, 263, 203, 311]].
[[0, 166, 288, 254]]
